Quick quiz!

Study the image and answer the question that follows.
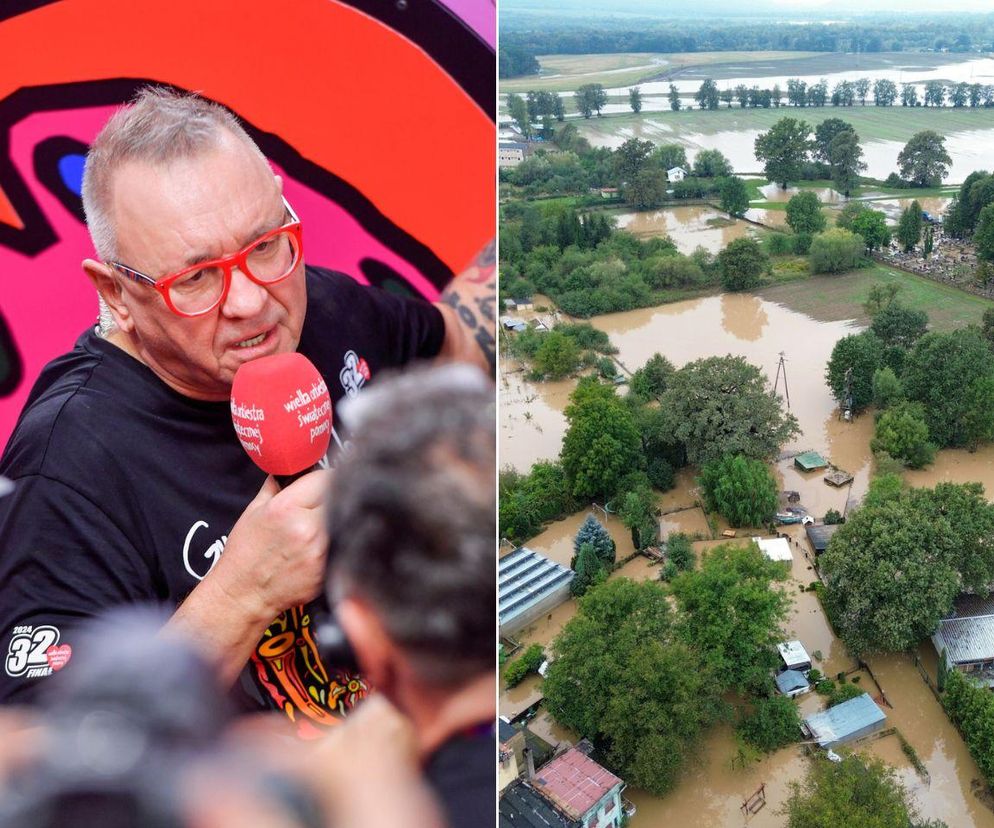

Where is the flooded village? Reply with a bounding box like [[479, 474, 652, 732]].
[[499, 10, 994, 828]]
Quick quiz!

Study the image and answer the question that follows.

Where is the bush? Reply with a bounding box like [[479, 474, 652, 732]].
[[871, 402, 936, 469], [660, 560, 679, 581], [809, 228, 865, 274], [737, 696, 802, 753], [792, 232, 813, 255], [718, 237, 769, 292], [597, 356, 616, 379], [504, 643, 545, 688], [699, 454, 778, 527], [827, 680, 865, 707], [666, 533, 694, 571], [824, 509, 844, 525], [872, 367, 904, 409], [764, 232, 794, 256], [647, 455, 675, 491]]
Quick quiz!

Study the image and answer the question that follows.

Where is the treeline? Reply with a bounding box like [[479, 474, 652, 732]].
[[499, 18, 992, 76]]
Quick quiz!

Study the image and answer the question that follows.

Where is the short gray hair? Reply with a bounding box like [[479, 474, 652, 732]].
[[327, 364, 495, 687], [81, 86, 268, 261]]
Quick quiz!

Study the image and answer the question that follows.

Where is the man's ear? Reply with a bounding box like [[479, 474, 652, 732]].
[[337, 597, 396, 692], [83, 258, 134, 333]]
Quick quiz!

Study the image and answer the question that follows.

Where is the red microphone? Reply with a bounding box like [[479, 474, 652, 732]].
[[230, 352, 332, 487]]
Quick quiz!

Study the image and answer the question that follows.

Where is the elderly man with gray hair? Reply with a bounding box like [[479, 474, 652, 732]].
[[0, 86, 494, 731]]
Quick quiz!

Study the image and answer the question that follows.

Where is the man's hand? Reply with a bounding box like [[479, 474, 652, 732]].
[[435, 239, 496, 377], [164, 470, 331, 686]]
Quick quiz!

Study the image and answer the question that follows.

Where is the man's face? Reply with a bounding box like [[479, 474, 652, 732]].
[[103, 131, 307, 400]]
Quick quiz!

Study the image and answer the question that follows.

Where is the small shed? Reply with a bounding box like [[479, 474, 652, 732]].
[[824, 469, 853, 487], [777, 640, 812, 673], [806, 523, 841, 555], [794, 451, 829, 472], [802, 693, 887, 748], [775, 669, 811, 698], [753, 536, 793, 563], [667, 166, 686, 182]]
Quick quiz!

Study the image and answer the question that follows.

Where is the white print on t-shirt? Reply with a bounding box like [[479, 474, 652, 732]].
[[339, 350, 370, 398], [5, 624, 70, 678], [183, 520, 227, 581]]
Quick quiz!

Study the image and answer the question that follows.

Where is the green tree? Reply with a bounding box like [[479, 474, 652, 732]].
[[628, 86, 643, 114], [945, 669, 994, 787], [897, 131, 951, 187], [974, 203, 994, 263], [532, 329, 580, 378], [625, 167, 668, 210], [504, 643, 545, 688], [665, 533, 694, 571], [809, 228, 864, 274], [699, 455, 778, 528], [693, 149, 733, 178], [629, 353, 675, 400], [653, 144, 688, 171], [613, 137, 654, 183], [869, 303, 928, 349], [871, 403, 936, 469], [695, 79, 720, 111], [573, 514, 616, 566], [737, 696, 801, 753], [781, 755, 928, 828], [872, 366, 903, 408], [923, 224, 934, 257], [903, 328, 994, 447], [755, 118, 812, 188], [619, 482, 659, 551], [671, 542, 790, 693], [719, 176, 750, 218], [851, 209, 890, 251], [785, 191, 827, 235], [820, 496, 959, 655], [896, 200, 923, 252], [506, 92, 532, 138], [829, 130, 866, 197], [499, 461, 578, 543], [543, 579, 721, 796], [718, 237, 768, 291], [661, 356, 799, 466], [561, 379, 644, 500], [668, 83, 681, 112], [570, 541, 607, 597], [825, 331, 882, 412], [814, 117, 854, 163]]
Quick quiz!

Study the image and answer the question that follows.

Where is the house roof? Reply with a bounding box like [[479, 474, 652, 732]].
[[932, 614, 994, 665], [778, 640, 811, 667], [532, 747, 622, 820], [500, 141, 529, 151], [753, 536, 792, 562], [803, 693, 886, 747], [775, 669, 810, 694], [500, 780, 578, 828], [794, 451, 828, 471], [667, 166, 686, 174], [805, 523, 841, 552], [499, 718, 517, 745], [499, 547, 575, 629]]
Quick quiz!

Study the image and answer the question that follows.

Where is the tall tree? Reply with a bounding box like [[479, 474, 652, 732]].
[[671, 542, 790, 694], [898, 131, 951, 187], [851, 209, 890, 251], [695, 79, 720, 111], [825, 331, 882, 412], [720, 88, 733, 109], [829, 131, 866, 197], [873, 78, 898, 106], [693, 149, 733, 178], [974, 203, 994, 262], [718, 236, 768, 291], [699, 455, 779, 528], [573, 514, 616, 566], [755, 118, 812, 188], [661, 355, 799, 465], [570, 542, 606, 597], [814, 118, 854, 163], [507, 92, 532, 138], [855, 77, 871, 105], [719, 176, 750, 218], [896, 200, 923, 252], [924, 81, 946, 107], [900, 82, 920, 107], [613, 137, 654, 183], [785, 191, 827, 235], [628, 86, 643, 114], [543, 579, 722, 796], [668, 84, 681, 112]]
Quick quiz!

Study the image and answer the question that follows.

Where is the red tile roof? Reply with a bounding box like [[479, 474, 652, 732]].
[[533, 748, 622, 820]]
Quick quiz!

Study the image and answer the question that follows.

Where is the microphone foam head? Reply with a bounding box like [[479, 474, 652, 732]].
[[230, 352, 332, 475]]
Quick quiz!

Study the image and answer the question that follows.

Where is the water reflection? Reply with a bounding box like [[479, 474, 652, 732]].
[[721, 292, 769, 341], [612, 205, 760, 255]]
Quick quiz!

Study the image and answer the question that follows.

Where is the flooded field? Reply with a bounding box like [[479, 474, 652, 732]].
[[865, 196, 954, 222], [612, 205, 762, 254]]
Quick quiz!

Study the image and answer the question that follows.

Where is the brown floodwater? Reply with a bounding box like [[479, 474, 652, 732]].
[[612, 205, 761, 255], [903, 445, 994, 496], [758, 183, 844, 204], [745, 207, 789, 229], [869, 197, 953, 223]]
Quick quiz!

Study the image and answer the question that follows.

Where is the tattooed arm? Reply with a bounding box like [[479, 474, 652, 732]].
[[434, 239, 496, 378]]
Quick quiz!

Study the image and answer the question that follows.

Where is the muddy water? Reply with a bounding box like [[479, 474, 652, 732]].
[[869, 196, 953, 223], [612, 205, 761, 255], [758, 183, 844, 204], [904, 445, 994, 497], [499, 371, 573, 473], [525, 509, 637, 570], [745, 207, 789, 229]]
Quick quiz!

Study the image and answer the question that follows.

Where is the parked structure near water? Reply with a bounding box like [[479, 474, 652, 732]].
[[753, 536, 793, 562], [794, 451, 829, 472], [931, 595, 994, 687], [806, 523, 841, 555], [499, 547, 575, 636], [802, 693, 887, 749]]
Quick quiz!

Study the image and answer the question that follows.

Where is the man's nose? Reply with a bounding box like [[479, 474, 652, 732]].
[[221, 266, 268, 318]]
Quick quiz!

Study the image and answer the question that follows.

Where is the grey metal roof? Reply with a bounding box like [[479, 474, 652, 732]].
[[499, 547, 575, 628], [805, 523, 841, 552], [952, 594, 994, 619], [932, 614, 994, 664], [803, 693, 886, 747], [500, 780, 579, 828], [499, 718, 517, 744], [775, 670, 810, 695]]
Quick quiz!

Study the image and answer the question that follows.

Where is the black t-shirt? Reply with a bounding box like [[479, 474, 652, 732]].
[[0, 266, 444, 731], [425, 727, 495, 828]]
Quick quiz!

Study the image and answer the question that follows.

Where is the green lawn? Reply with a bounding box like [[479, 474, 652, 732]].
[[574, 106, 994, 145], [758, 263, 993, 331]]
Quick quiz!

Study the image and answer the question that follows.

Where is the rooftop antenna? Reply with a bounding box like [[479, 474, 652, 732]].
[[772, 351, 791, 409]]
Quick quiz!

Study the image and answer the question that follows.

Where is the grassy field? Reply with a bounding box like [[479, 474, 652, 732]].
[[573, 106, 994, 146], [501, 50, 976, 94], [501, 50, 820, 93], [758, 263, 993, 331]]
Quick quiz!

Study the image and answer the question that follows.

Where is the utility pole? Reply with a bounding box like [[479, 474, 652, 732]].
[[773, 352, 791, 409], [841, 366, 854, 421]]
